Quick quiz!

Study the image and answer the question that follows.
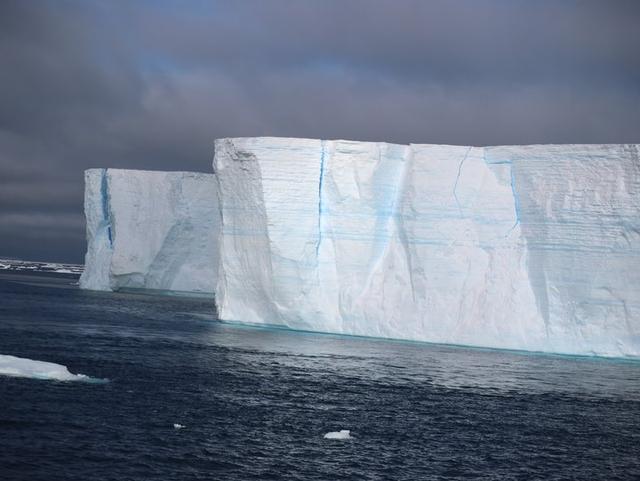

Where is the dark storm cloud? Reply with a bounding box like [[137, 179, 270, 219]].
[[0, 0, 639, 262]]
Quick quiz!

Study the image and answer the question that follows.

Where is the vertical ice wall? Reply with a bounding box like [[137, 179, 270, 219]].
[[80, 168, 219, 295], [80, 169, 114, 290], [213, 138, 640, 357], [488, 145, 640, 355]]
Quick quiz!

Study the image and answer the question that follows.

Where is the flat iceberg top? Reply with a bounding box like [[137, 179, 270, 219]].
[[216, 136, 638, 149], [85, 167, 214, 177]]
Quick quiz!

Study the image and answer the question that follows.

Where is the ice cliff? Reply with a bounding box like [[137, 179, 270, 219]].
[[79, 141, 639, 357], [213, 138, 640, 357], [80, 169, 219, 295]]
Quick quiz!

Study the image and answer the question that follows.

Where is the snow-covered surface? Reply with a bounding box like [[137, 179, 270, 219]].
[[80, 169, 219, 295], [0, 354, 98, 382], [0, 259, 83, 275], [213, 138, 640, 358], [324, 430, 352, 439]]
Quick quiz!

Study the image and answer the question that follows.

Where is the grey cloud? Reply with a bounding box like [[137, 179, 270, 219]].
[[0, 0, 638, 262], [136, 1, 640, 85]]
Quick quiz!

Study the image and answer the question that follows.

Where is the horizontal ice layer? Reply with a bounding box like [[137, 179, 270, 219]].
[[0, 354, 95, 381], [80, 169, 219, 295], [213, 138, 640, 357]]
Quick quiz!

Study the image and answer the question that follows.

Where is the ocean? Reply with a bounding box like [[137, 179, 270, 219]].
[[1, 269, 639, 480]]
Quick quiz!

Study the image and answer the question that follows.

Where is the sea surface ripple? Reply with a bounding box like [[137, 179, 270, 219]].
[[1, 271, 639, 480]]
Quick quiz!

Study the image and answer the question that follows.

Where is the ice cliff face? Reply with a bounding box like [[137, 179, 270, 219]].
[[213, 138, 640, 357], [80, 169, 219, 295], [79, 141, 639, 357]]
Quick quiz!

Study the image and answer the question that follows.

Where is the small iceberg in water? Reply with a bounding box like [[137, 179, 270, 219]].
[[173, 423, 185, 429], [0, 354, 104, 382], [324, 430, 352, 440]]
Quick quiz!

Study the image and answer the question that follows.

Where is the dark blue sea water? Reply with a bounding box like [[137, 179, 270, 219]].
[[1, 271, 639, 480]]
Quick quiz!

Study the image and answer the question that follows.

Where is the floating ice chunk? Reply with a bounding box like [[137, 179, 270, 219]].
[[173, 423, 185, 429], [0, 354, 99, 382], [324, 430, 352, 439]]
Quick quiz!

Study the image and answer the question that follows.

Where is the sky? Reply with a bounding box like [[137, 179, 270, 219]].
[[1, 0, 639, 263]]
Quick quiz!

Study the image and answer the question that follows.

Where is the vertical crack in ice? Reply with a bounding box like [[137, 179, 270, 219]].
[[316, 140, 326, 258], [453, 147, 472, 216], [396, 145, 416, 301], [100, 169, 113, 246], [504, 164, 521, 237]]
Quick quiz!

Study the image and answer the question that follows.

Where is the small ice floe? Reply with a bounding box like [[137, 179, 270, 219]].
[[0, 354, 102, 382], [324, 430, 352, 440], [173, 423, 185, 429]]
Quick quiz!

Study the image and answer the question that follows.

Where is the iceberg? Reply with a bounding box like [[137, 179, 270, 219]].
[[0, 354, 98, 382], [213, 138, 640, 358], [80, 169, 219, 295], [78, 139, 639, 357]]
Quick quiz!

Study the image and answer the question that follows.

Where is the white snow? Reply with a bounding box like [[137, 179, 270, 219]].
[[324, 430, 352, 439], [0, 354, 95, 382], [80, 169, 220, 295], [213, 138, 640, 358]]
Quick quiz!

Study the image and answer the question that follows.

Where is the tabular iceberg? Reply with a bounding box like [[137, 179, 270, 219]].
[[80, 168, 219, 295], [213, 138, 640, 357]]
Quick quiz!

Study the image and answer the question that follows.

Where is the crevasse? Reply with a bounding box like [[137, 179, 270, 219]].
[[100, 168, 113, 246], [316, 140, 326, 258]]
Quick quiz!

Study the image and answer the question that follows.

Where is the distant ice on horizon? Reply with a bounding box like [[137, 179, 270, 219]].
[[0, 258, 83, 275]]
